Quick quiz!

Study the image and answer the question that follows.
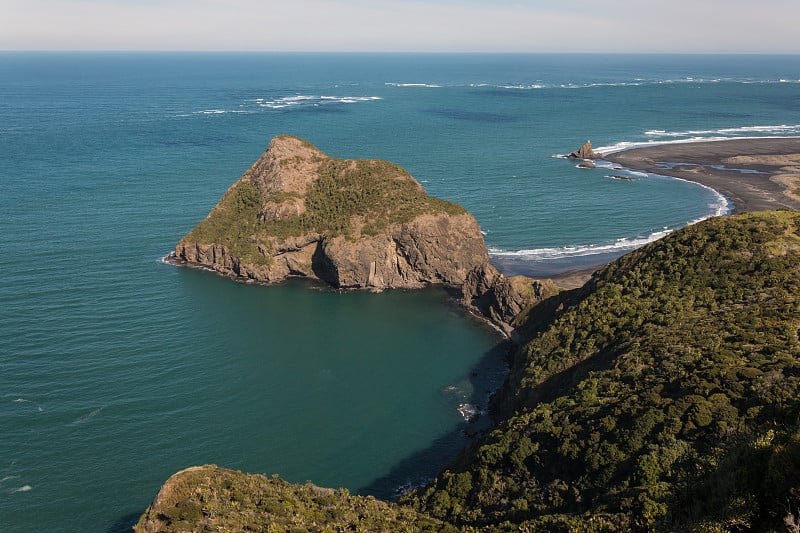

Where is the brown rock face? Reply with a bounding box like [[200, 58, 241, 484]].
[[567, 140, 602, 160], [317, 213, 488, 289], [173, 135, 488, 291], [462, 263, 558, 336]]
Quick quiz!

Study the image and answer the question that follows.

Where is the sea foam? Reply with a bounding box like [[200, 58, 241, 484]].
[[644, 124, 800, 138], [385, 82, 442, 88], [488, 192, 729, 263], [184, 95, 382, 116], [488, 231, 672, 262]]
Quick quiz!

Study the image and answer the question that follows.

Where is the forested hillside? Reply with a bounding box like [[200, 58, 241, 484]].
[[406, 211, 800, 531]]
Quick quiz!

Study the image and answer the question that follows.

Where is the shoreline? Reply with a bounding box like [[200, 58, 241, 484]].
[[603, 137, 800, 213], [494, 137, 800, 287]]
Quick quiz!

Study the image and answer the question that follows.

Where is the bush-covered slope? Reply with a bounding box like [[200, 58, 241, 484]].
[[183, 138, 466, 254], [135, 465, 460, 533], [405, 211, 800, 531]]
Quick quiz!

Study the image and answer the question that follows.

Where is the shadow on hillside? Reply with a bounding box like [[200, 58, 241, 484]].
[[356, 339, 514, 501], [106, 511, 141, 533]]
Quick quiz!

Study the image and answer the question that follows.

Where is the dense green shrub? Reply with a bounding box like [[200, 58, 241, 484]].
[[405, 211, 800, 531], [181, 145, 468, 261]]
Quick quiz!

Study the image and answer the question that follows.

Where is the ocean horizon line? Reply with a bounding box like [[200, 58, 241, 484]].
[[3, 50, 800, 56]]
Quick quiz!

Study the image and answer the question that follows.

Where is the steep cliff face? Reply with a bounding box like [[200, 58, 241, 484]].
[[462, 263, 559, 337], [174, 135, 489, 290]]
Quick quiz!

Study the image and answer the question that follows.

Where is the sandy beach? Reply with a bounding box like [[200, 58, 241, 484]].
[[604, 137, 800, 213], [495, 137, 800, 287]]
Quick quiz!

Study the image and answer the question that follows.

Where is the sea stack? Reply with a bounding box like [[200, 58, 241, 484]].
[[174, 135, 489, 291], [566, 140, 602, 160]]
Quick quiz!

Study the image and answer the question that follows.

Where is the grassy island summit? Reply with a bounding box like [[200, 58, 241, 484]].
[[144, 208, 800, 532]]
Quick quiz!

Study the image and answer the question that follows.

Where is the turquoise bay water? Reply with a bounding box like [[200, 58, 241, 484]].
[[2, 53, 799, 531]]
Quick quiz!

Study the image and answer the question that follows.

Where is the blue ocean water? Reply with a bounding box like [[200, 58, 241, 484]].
[[1, 52, 799, 532]]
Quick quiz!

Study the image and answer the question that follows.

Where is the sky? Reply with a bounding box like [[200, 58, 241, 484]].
[[2, 0, 800, 53]]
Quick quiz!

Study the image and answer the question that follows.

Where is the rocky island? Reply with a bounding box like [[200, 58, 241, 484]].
[[174, 135, 488, 290]]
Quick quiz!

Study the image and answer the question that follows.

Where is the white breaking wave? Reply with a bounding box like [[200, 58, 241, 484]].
[[190, 109, 250, 116], [457, 403, 480, 422], [597, 136, 742, 155], [499, 84, 546, 90], [385, 82, 442, 88], [488, 191, 729, 263], [466, 77, 799, 92], [183, 95, 382, 116], [488, 230, 673, 261], [644, 124, 800, 138], [257, 95, 381, 109], [13, 485, 32, 493], [596, 124, 800, 156]]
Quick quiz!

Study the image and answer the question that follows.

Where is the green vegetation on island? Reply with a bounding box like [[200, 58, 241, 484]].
[[147, 210, 800, 532], [181, 137, 466, 262], [183, 181, 269, 265], [266, 158, 466, 239]]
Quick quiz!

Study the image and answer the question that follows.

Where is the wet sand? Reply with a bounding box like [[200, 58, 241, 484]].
[[604, 137, 800, 213]]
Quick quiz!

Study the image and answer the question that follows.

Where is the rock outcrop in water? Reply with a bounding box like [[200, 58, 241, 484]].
[[462, 263, 558, 337], [174, 135, 490, 291], [566, 139, 602, 160]]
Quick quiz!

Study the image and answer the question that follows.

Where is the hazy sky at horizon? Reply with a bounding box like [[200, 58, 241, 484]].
[[3, 0, 800, 53]]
